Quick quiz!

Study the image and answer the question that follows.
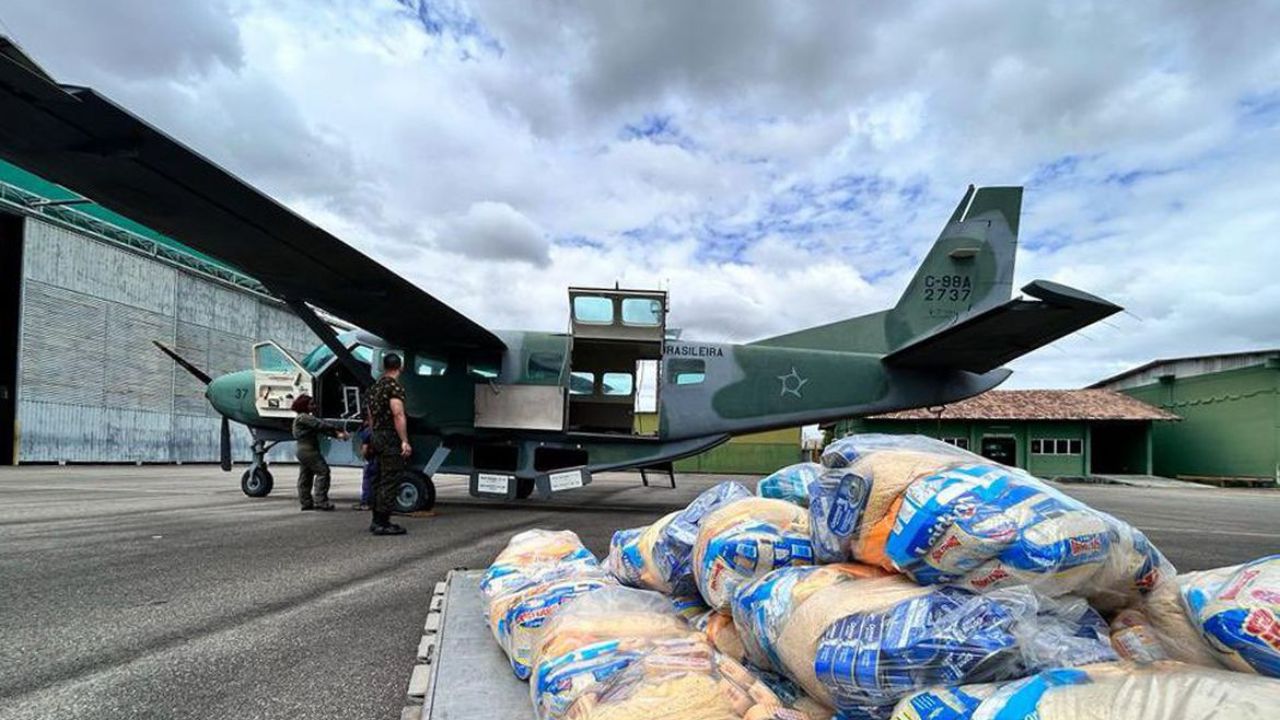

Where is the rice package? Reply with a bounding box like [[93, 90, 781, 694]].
[[561, 640, 810, 720], [810, 435, 1171, 610], [531, 586, 701, 719], [483, 529, 615, 680], [892, 661, 1280, 720], [607, 482, 752, 596], [730, 566, 1115, 719], [1128, 555, 1280, 676], [693, 497, 816, 611], [758, 463, 823, 507]]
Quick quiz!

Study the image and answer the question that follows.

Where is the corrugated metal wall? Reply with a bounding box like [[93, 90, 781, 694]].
[[16, 218, 317, 463]]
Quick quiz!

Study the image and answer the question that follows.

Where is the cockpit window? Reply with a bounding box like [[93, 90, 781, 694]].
[[415, 355, 448, 376], [301, 343, 374, 373]]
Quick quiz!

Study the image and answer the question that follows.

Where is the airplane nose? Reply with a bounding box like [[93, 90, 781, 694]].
[[205, 371, 255, 423]]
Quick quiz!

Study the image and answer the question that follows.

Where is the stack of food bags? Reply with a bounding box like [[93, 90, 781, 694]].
[[730, 564, 1116, 718], [757, 462, 824, 507], [1112, 554, 1280, 677], [809, 435, 1170, 611], [482, 529, 615, 679], [892, 661, 1280, 720], [606, 482, 752, 595], [693, 497, 817, 611]]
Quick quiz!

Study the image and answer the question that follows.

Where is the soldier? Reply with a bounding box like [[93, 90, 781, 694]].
[[291, 394, 348, 511], [366, 353, 412, 535]]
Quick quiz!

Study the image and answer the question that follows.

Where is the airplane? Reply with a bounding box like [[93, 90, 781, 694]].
[[0, 37, 1121, 512]]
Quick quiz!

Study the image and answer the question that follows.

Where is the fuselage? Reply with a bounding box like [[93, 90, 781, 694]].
[[206, 329, 1009, 478]]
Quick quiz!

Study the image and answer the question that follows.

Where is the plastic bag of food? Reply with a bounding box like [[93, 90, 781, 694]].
[[1126, 555, 1280, 676], [733, 567, 1115, 718], [732, 564, 890, 674], [562, 639, 809, 720], [893, 661, 1280, 720], [606, 482, 752, 596], [532, 586, 702, 719], [672, 593, 711, 621], [809, 435, 1171, 610], [483, 529, 602, 600], [758, 463, 823, 507], [484, 529, 615, 680], [693, 497, 816, 611]]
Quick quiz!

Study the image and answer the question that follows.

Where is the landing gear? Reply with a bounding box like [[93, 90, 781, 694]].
[[241, 466, 274, 497], [240, 437, 278, 498], [395, 470, 437, 513]]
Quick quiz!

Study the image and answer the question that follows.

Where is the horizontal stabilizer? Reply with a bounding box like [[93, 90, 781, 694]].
[[882, 280, 1121, 374]]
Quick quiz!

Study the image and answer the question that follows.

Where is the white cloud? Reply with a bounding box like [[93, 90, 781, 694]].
[[437, 201, 550, 267], [2, 0, 1279, 389]]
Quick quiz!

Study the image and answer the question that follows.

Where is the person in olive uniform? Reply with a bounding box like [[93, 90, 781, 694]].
[[291, 394, 348, 511], [366, 353, 412, 535]]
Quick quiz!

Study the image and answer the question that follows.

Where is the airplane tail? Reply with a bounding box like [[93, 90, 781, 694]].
[[754, 185, 1121, 373]]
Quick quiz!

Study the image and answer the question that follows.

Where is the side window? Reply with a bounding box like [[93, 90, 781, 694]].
[[942, 437, 969, 450], [526, 352, 563, 381], [254, 343, 293, 372], [352, 345, 374, 365], [668, 358, 705, 385], [573, 296, 614, 324], [569, 371, 595, 395], [1068, 439, 1082, 454], [602, 372, 633, 396], [414, 355, 448, 376], [1031, 439, 1042, 454], [620, 297, 662, 326]]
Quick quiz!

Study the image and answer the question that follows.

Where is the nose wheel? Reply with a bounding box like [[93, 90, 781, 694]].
[[241, 466, 274, 497], [240, 437, 278, 498]]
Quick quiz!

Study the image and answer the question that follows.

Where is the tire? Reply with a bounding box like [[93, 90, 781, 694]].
[[515, 477, 536, 500], [241, 466, 274, 497], [395, 471, 436, 513]]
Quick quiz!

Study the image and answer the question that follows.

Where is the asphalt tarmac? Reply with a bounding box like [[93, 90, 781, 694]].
[[0, 465, 1276, 720]]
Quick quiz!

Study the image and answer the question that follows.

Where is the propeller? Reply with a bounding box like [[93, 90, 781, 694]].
[[154, 340, 234, 470], [220, 415, 232, 472]]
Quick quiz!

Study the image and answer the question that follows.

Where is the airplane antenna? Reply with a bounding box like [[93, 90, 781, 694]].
[[1123, 309, 1145, 322]]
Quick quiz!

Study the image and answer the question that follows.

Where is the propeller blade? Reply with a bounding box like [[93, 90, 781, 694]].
[[153, 340, 213, 385], [220, 416, 232, 472]]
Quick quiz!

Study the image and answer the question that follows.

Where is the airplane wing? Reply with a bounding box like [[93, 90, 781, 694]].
[[0, 38, 505, 357], [883, 280, 1122, 374]]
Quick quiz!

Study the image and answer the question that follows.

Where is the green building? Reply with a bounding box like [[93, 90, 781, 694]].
[[1091, 350, 1280, 484], [636, 413, 803, 475], [832, 389, 1178, 479]]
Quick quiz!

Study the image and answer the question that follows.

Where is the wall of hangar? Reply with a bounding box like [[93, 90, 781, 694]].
[[14, 218, 318, 463]]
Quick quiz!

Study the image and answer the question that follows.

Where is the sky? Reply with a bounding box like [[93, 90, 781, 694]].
[[2, 0, 1279, 388]]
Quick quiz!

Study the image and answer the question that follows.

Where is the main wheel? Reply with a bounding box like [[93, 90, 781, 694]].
[[241, 466, 274, 497], [515, 477, 536, 500], [395, 471, 437, 513]]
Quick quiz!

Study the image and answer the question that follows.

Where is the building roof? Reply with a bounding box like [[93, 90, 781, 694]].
[[1089, 349, 1280, 389], [869, 389, 1180, 422]]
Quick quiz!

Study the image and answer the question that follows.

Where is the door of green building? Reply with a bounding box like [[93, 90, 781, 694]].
[[980, 435, 1017, 466]]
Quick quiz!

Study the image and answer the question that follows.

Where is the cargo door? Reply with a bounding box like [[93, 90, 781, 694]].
[[252, 341, 312, 418]]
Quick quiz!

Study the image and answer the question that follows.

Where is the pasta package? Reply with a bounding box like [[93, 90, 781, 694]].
[[607, 482, 752, 596], [483, 529, 615, 680], [693, 497, 816, 611], [563, 641, 810, 720], [531, 587, 701, 719], [892, 661, 1280, 720]]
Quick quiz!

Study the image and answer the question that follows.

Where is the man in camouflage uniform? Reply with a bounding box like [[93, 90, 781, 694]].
[[366, 353, 411, 535]]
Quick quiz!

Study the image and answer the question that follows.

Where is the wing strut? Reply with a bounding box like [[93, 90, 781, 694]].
[[284, 298, 374, 389]]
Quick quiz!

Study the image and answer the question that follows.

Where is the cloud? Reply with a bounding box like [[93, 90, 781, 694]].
[[437, 201, 550, 266], [2, 0, 1279, 389]]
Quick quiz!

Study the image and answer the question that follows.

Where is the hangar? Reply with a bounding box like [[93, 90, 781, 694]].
[[832, 389, 1179, 478], [0, 159, 316, 464], [1091, 349, 1280, 485]]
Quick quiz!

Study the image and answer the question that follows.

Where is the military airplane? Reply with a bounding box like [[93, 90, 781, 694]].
[[0, 37, 1121, 511]]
